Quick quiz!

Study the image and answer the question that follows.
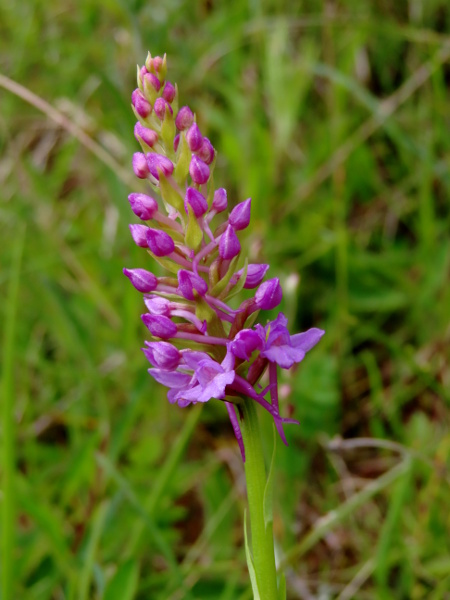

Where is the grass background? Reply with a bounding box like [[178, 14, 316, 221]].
[[1, 1, 449, 598]]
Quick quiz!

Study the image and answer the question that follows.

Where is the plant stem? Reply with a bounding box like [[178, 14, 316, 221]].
[[240, 398, 278, 600]]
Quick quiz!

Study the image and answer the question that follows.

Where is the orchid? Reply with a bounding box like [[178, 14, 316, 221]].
[[124, 53, 324, 459], [123, 52, 325, 600]]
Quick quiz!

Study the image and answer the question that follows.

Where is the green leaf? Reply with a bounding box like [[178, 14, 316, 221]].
[[150, 253, 182, 275], [263, 425, 277, 530], [210, 255, 240, 297], [174, 131, 191, 186], [195, 296, 227, 340], [185, 204, 203, 251], [159, 172, 184, 214], [104, 559, 139, 600], [244, 510, 261, 600], [277, 572, 286, 600], [224, 258, 248, 301], [161, 109, 176, 157]]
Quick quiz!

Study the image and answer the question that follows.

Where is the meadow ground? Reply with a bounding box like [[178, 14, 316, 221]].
[[1, 1, 449, 598]]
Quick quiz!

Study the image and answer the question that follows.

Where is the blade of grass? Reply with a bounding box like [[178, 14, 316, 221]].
[[78, 501, 109, 600], [1, 224, 25, 600], [280, 458, 412, 570], [124, 404, 202, 558], [279, 43, 450, 219], [0, 73, 133, 187], [374, 459, 413, 593], [96, 453, 195, 600]]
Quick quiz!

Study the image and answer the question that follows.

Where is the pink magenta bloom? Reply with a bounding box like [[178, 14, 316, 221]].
[[175, 105, 194, 130], [146, 154, 174, 180], [142, 341, 181, 370], [229, 198, 251, 231], [123, 268, 157, 293], [134, 122, 158, 147], [219, 225, 241, 260], [189, 155, 210, 184], [124, 53, 325, 460], [128, 193, 158, 220], [256, 313, 325, 369], [132, 152, 150, 179]]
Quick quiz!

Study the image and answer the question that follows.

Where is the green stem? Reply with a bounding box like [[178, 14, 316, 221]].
[[240, 398, 278, 600]]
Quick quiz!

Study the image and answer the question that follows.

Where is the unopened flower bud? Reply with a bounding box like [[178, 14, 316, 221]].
[[146, 228, 175, 256], [229, 198, 251, 231], [142, 341, 181, 370], [175, 106, 194, 131], [132, 89, 152, 118], [229, 329, 263, 361], [146, 153, 174, 179], [255, 278, 282, 310], [152, 56, 164, 73], [154, 97, 173, 120], [212, 188, 227, 212], [178, 270, 208, 300], [134, 122, 158, 147], [174, 134, 180, 152], [142, 314, 177, 339], [186, 123, 203, 152], [185, 187, 208, 217], [162, 81, 176, 103], [128, 193, 158, 221], [144, 72, 161, 92], [197, 137, 215, 164], [132, 152, 150, 179], [129, 224, 150, 248], [239, 263, 269, 289], [144, 296, 171, 316], [189, 155, 210, 184], [219, 225, 241, 260], [123, 268, 157, 293]]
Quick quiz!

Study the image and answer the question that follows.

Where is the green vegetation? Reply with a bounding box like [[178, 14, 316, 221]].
[[1, 1, 449, 598]]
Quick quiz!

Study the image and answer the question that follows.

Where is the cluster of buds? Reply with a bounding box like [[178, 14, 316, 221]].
[[124, 53, 324, 460]]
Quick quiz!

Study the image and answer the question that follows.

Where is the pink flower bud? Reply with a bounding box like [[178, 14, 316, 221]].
[[146, 153, 174, 179], [134, 122, 158, 147], [144, 296, 171, 316], [219, 225, 241, 260], [229, 329, 263, 361], [162, 81, 176, 103], [142, 341, 181, 370], [185, 187, 208, 217], [132, 152, 150, 179], [229, 198, 251, 231], [152, 56, 164, 73], [123, 268, 157, 293], [141, 314, 177, 339], [174, 133, 180, 152], [186, 123, 203, 152], [175, 106, 194, 131], [128, 193, 158, 220], [154, 97, 173, 120], [239, 264, 269, 289], [129, 224, 149, 248], [146, 228, 175, 256], [189, 155, 210, 184], [177, 270, 208, 300], [197, 137, 215, 164], [144, 72, 161, 92], [212, 188, 227, 212], [132, 89, 152, 118], [255, 278, 283, 310]]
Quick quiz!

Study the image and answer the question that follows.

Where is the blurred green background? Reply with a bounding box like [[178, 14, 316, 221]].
[[1, 1, 449, 598]]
